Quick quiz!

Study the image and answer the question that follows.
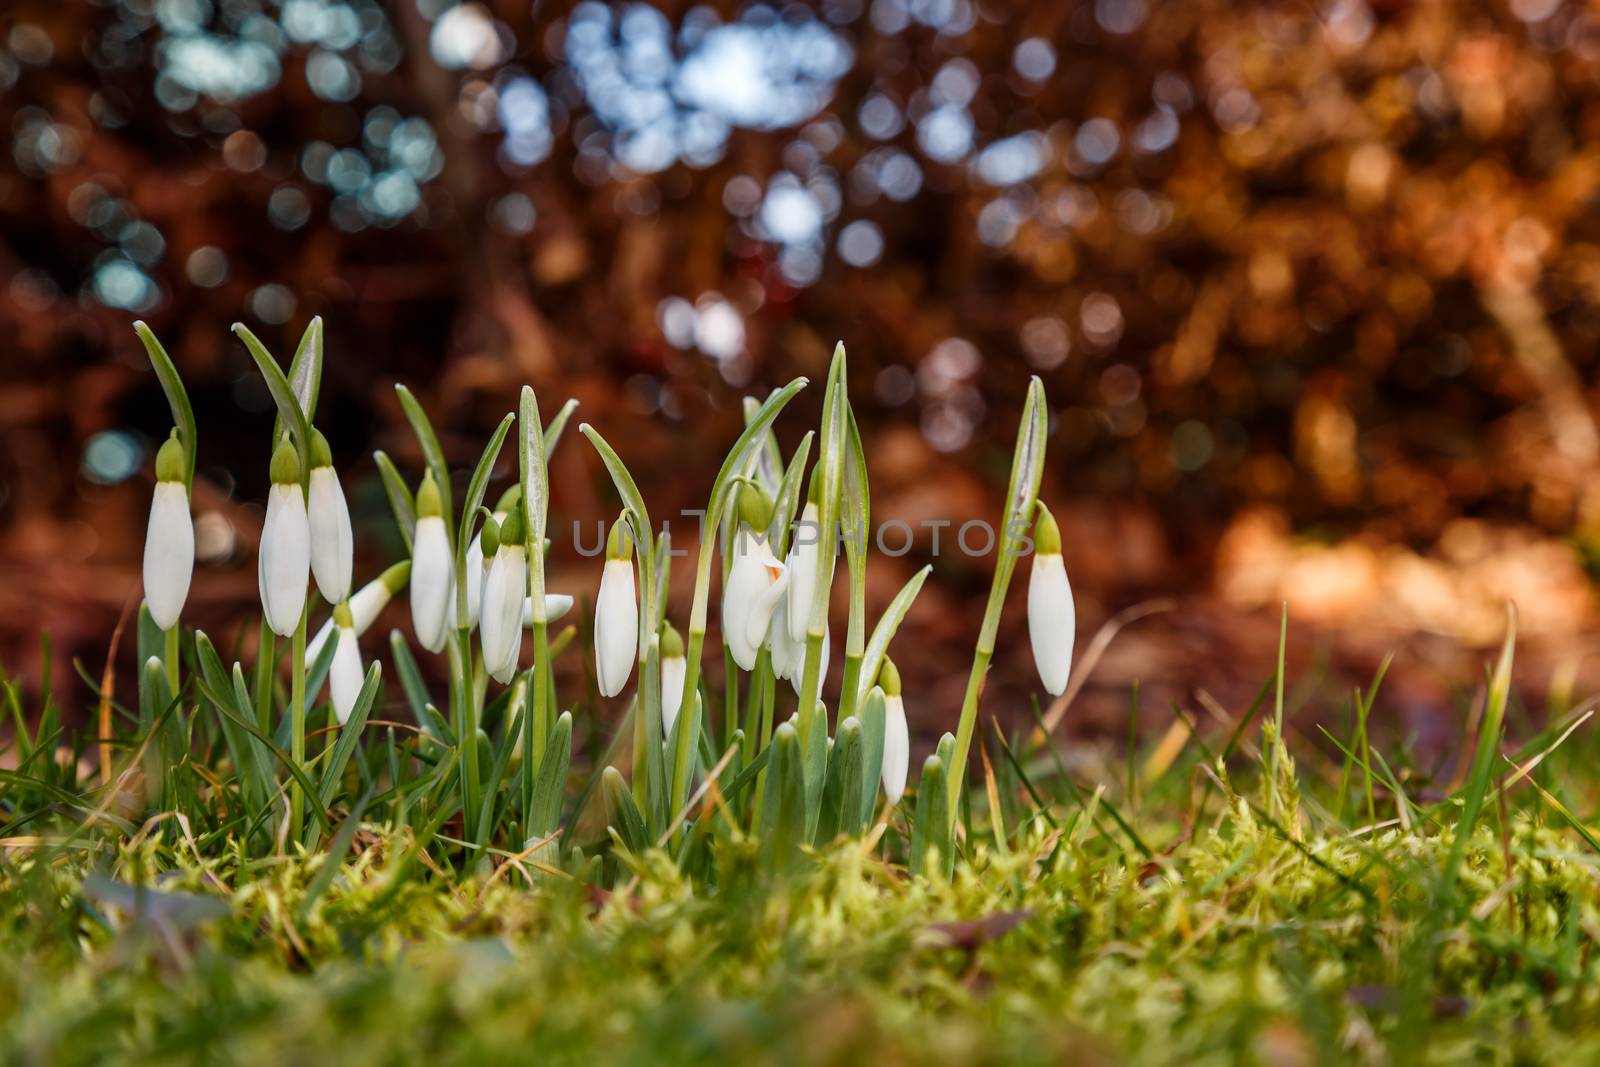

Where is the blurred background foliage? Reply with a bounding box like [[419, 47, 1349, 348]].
[[5, 0, 1600, 735]]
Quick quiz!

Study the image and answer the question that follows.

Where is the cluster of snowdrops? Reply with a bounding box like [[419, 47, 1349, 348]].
[[133, 318, 1074, 871]]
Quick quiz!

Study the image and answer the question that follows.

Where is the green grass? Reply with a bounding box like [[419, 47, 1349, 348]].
[[7, 615, 1600, 1065]]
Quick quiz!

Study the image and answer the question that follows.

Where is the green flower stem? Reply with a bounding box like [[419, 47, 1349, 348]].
[[945, 377, 1046, 828], [673, 381, 807, 733], [837, 547, 866, 721], [288, 608, 307, 844], [795, 357, 847, 763], [527, 623, 550, 792], [449, 627, 481, 847], [749, 659, 777, 828], [723, 646, 740, 752], [162, 625, 180, 701], [254, 622, 276, 735]]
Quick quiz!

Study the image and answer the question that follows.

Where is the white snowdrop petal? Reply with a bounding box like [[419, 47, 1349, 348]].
[[661, 655, 686, 739], [451, 531, 486, 631], [260, 483, 311, 638], [786, 502, 821, 643], [480, 546, 527, 684], [882, 693, 909, 805], [1027, 552, 1075, 697], [410, 516, 454, 653], [594, 558, 638, 697], [523, 593, 574, 626], [308, 466, 353, 604], [329, 625, 363, 725], [788, 624, 830, 698], [142, 481, 193, 631]]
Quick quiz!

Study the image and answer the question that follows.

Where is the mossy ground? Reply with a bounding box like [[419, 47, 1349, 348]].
[[6, 748, 1600, 1067]]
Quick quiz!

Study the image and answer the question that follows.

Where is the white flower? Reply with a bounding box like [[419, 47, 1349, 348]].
[[722, 527, 788, 671], [522, 593, 573, 626], [788, 623, 830, 697], [882, 696, 909, 805], [409, 472, 453, 654], [329, 612, 363, 725], [785, 500, 822, 642], [660, 624, 686, 739], [307, 431, 353, 604], [480, 510, 527, 685], [1027, 504, 1075, 697], [450, 526, 487, 631], [594, 524, 638, 698], [142, 434, 193, 631], [307, 560, 409, 668], [259, 440, 310, 638], [878, 660, 908, 804], [767, 592, 799, 680]]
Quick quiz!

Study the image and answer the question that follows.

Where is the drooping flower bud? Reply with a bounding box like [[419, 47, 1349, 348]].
[[522, 593, 573, 626], [329, 602, 363, 725], [785, 491, 824, 643], [409, 470, 453, 653], [788, 622, 830, 697], [594, 517, 638, 698], [722, 504, 788, 672], [307, 560, 409, 668], [660, 621, 686, 738], [878, 658, 908, 805], [142, 431, 193, 631], [1027, 502, 1075, 697], [259, 438, 310, 638], [480, 505, 527, 684], [767, 591, 799, 681], [306, 429, 353, 604]]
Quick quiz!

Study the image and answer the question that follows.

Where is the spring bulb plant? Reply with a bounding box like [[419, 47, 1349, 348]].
[[594, 517, 638, 699], [1027, 502, 1075, 697], [409, 471, 453, 655], [131, 321, 1073, 883], [141, 431, 193, 632]]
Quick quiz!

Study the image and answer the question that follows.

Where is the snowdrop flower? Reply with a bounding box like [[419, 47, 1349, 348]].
[[878, 658, 909, 805], [522, 593, 573, 626], [660, 621, 686, 739], [1027, 503, 1075, 697], [594, 519, 638, 698], [142, 432, 193, 631], [788, 622, 830, 697], [480, 507, 528, 684], [785, 492, 824, 643], [722, 486, 788, 671], [767, 592, 799, 680], [307, 561, 409, 669], [410, 471, 453, 654], [259, 439, 311, 638], [328, 603, 363, 725], [453, 485, 519, 631], [306, 430, 352, 605]]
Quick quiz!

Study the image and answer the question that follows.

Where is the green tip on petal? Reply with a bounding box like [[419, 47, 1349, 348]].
[[660, 620, 684, 659], [878, 656, 902, 697], [493, 483, 522, 515], [377, 560, 411, 595], [416, 470, 443, 518], [806, 472, 822, 504], [737, 481, 774, 532], [155, 431, 187, 484], [309, 428, 334, 470], [333, 602, 354, 628], [1033, 501, 1062, 556], [605, 514, 632, 561], [269, 437, 301, 486]]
